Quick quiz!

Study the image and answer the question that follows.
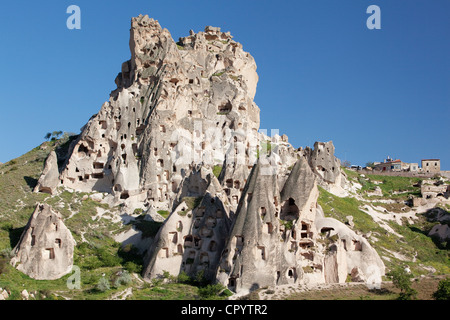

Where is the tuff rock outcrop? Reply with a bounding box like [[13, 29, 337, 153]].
[[142, 166, 233, 281], [31, 14, 385, 291], [57, 15, 260, 213], [10, 203, 76, 280], [214, 153, 384, 294], [34, 151, 60, 195]]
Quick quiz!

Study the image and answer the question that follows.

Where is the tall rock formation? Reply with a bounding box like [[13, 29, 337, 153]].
[[142, 166, 233, 281], [215, 151, 384, 294], [57, 15, 260, 216], [34, 151, 60, 195], [31, 15, 384, 291], [10, 203, 76, 280]]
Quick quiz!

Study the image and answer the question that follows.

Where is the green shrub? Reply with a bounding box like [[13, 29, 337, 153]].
[[386, 266, 417, 300], [96, 277, 110, 292], [118, 244, 143, 273], [123, 261, 142, 274], [177, 271, 191, 284], [433, 278, 450, 300], [198, 283, 228, 300], [113, 270, 132, 288], [97, 247, 122, 267]]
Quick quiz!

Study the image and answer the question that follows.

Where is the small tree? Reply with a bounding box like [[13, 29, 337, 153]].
[[96, 277, 110, 292], [113, 270, 132, 288], [433, 278, 450, 300], [44, 132, 52, 141], [51, 131, 63, 141], [177, 271, 191, 284], [365, 162, 375, 168], [342, 160, 351, 168], [386, 266, 417, 300]]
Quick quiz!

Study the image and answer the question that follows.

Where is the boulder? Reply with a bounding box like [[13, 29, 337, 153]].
[[346, 215, 354, 228], [0, 288, 9, 300], [90, 193, 103, 202], [428, 224, 450, 242], [33, 151, 59, 195], [10, 203, 76, 280], [21, 289, 29, 300]]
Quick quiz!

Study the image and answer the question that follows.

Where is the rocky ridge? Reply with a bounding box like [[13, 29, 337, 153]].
[[13, 15, 386, 294]]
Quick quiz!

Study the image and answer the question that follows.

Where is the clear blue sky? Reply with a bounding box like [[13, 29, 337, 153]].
[[0, 0, 449, 169]]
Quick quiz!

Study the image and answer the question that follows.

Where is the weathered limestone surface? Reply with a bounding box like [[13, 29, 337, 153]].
[[30, 15, 385, 293], [34, 151, 60, 195], [142, 166, 232, 281], [57, 15, 261, 215], [307, 141, 340, 184], [315, 206, 385, 288], [10, 203, 76, 280], [215, 153, 384, 294]]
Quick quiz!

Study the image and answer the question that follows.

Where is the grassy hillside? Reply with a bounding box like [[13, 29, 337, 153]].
[[0, 144, 448, 300], [0, 140, 230, 300], [319, 170, 450, 276]]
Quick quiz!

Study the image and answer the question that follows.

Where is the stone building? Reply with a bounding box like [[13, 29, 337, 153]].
[[372, 156, 418, 172], [373, 159, 402, 172], [421, 159, 440, 174]]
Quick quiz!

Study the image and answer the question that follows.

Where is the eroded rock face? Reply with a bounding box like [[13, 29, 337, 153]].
[[30, 14, 384, 294], [10, 204, 76, 280], [307, 141, 340, 184], [315, 208, 385, 289], [142, 166, 232, 281], [34, 151, 60, 195], [57, 15, 261, 214], [212, 151, 384, 294]]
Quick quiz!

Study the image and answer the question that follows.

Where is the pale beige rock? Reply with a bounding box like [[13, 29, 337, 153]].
[[350, 266, 366, 282], [0, 288, 8, 300], [54, 15, 261, 215], [346, 215, 354, 228], [142, 166, 233, 281], [315, 207, 385, 289], [10, 203, 76, 280], [30, 15, 385, 295], [21, 289, 29, 300], [34, 151, 60, 195]]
